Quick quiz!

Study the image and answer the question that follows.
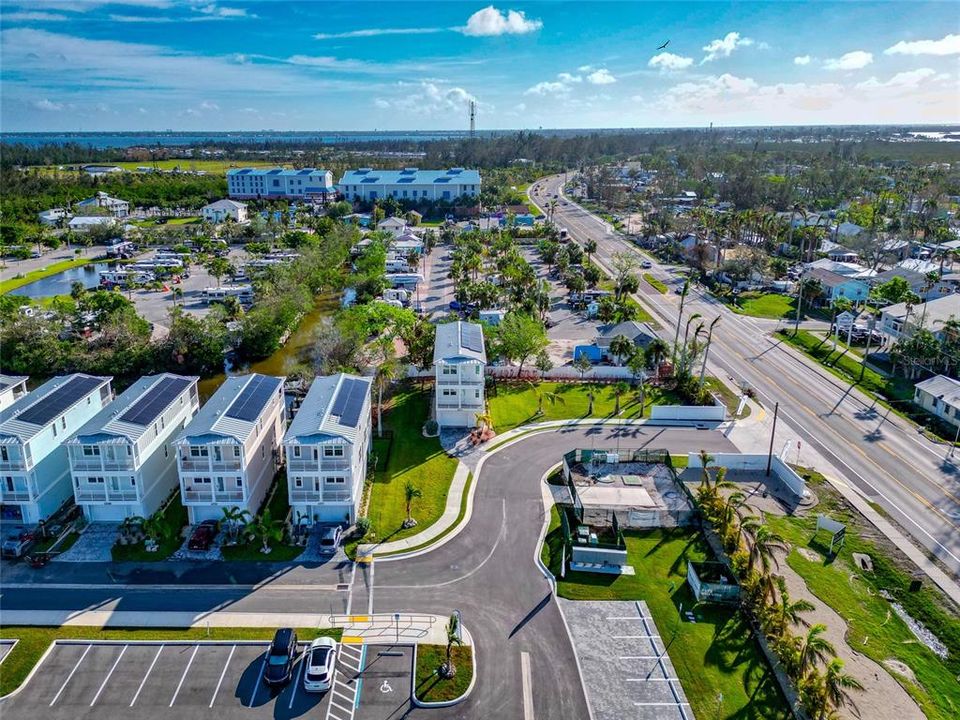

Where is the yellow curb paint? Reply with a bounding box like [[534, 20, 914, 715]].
[[349, 616, 369, 623], [341, 636, 364, 644]]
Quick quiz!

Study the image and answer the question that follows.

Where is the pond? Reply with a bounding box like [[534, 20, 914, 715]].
[[8, 262, 117, 298]]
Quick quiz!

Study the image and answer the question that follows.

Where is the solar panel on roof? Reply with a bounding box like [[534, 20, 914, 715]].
[[339, 380, 368, 428], [267, 169, 282, 175], [397, 177, 414, 183], [361, 177, 379, 183], [118, 376, 191, 426], [237, 169, 252, 175], [297, 169, 312, 175], [16, 376, 103, 426], [331, 377, 359, 417], [225, 375, 281, 422], [434, 177, 451, 183], [461, 324, 483, 354]]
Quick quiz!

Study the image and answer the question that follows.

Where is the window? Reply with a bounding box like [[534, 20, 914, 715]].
[[442, 389, 457, 397], [236, 478, 243, 488], [442, 366, 456, 375], [1, 447, 8, 462], [191, 446, 208, 458], [61, 417, 66, 430], [475, 389, 481, 399], [293, 446, 301, 458], [4, 477, 13, 492], [325, 477, 346, 485], [83, 446, 100, 456], [323, 446, 344, 457], [261, 446, 265, 459], [52, 424, 57, 438], [234, 446, 241, 457], [295, 478, 303, 488]]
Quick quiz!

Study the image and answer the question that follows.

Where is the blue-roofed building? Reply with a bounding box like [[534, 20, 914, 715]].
[[338, 168, 481, 203], [434, 321, 486, 429], [283, 373, 372, 525], [0, 374, 113, 524], [66, 374, 199, 522], [226, 167, 335, 201], [174, 374, 286, 524]]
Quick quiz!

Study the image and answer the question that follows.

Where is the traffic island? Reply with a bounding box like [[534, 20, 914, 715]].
[[412, 643, 475, 707]]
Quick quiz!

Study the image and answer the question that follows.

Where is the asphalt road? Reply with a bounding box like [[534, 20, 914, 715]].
[[530, 174, 960, 581]]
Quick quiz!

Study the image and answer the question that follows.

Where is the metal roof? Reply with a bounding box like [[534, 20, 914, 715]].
[[175, 374, 284, 447], [338, 168, 481, 187], [915, 375, 960, 408], [66, 373, 197, 446], [0, 374, 111, 444], [0, 375, 29, 393], [284, 373, 371, 445], [433, 321, 486, 364], [227, 167, 332, 181]]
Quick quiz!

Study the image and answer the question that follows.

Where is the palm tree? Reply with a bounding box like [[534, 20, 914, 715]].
[[441, 613, 463, 678], [608, 334, 634, 367], [583, 238, 597, 262], [612, 381, 629, 415], [820, 657, 864, 718], [768, 575, 815, 637], [645, 338, 669, 380], [672, 280, 691, 363], [585, 385, 596, 416], [403, 481, 422, 525], [799, 624, 836, 676], [742, 518, 789, 576], [574, 353, 593, 381], [374, 344, 400, 438], [475, 411, 493, 432], [250, 508, 284, 553], [527, 381, 565, 416], [220, 506, 251, 544]]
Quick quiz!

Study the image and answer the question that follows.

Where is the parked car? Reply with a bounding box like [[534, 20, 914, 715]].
[[1, 526, 35, 559], [263, 629, 298, 687], [319, 526, 342, 554], [187, 519, 219, 551], [641, 260, 653, 269], [303, 637, 338, 692]]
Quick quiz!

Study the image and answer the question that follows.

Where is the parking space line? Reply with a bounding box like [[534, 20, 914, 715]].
[[209, 644, 236, 707], [131, 645, 163, 707], [248, 656, 266, 707], [169, 644, 199, 707], [90, 645, 127, 705], [521, 651, 534, 720], [50, 644, 92, 706], [288, 659, 303, 709]]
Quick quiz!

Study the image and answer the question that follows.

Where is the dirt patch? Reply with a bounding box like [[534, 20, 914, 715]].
[[796, 547, 823, 563], [882, 660, 918, 685]]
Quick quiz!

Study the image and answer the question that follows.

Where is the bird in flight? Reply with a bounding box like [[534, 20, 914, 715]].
[[657, 40, 670, 50]]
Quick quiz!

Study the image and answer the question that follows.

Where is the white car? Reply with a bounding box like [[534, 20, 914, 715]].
[[303, 637, 338, 692]]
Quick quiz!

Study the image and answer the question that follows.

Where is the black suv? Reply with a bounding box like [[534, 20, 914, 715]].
[[263, 628, 298, 687]]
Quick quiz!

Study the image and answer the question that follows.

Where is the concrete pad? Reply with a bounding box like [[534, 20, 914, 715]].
[[355, 645, 414, 720]]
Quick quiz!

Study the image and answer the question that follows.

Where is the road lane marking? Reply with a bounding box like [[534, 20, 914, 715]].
[[169, 644, 199, 706], [209, 644, 235, 707], [90, 645, 126, 705], [249, 655, 267, 707], [131, 645, 163, 706], [521, 651, 534, 720], [50, 644, 91, 706], [288, 658, 303, 709]]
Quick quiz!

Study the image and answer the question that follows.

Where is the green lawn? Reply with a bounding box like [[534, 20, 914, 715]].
[[487, 381, 682, 435], [729, 292, 797, 319], [0, 257, 95, 294], [643, 273, 668, 294], [541, 508, 790, 720], [362, 389, 458, 546], [766, 470, 960, 720], [0, 626, 342, 697], [414, 644, 473, 703]]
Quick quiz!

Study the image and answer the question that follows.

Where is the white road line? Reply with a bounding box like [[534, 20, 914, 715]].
[[50, 644, 92, 706], [249, 656, 267, 707], [90, 645, 127, 705], [332, 688, 354, 703], [345, 561, 357, 615], [521, 651, 535, 720], [130, 645, 163, 707], [288, 660, 303, 709], [209, 644, 236, 707], [367, 561, 374, 614], [635, 702, 692, 706], [169, 644, 199, 707]]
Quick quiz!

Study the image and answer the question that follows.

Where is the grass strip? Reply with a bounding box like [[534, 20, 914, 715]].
[[643, 273, 668, 294], [414, 644, 472, 703]]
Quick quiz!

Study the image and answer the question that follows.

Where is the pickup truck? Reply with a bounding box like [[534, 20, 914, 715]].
[[2, 526, 35, 559]]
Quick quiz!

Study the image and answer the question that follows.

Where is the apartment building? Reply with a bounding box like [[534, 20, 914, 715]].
[[175, 374, 285, 524], [0, 375, 29, 412], [434, 321, 487, 428], [338, 168, 481, 203], [283, 373, 372, 525], [67, 374, 199, 522], [226, 168, 335, 201], [0, 374, 113, 524]]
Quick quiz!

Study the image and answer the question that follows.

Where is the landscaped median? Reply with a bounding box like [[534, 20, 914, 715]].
[[0, 626, 342, 697], [643, 272, 668, 294], [413, 643, 475, 706]]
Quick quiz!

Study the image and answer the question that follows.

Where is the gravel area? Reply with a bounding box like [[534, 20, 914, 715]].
[[52, 523, 118, 563]]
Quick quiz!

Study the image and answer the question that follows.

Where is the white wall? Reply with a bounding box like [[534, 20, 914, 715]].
[[686, 452, 807, 499], [651, 402, 726, 422]]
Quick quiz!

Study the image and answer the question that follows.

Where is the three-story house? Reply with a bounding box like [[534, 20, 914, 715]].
[[434, 321, 487, 428]]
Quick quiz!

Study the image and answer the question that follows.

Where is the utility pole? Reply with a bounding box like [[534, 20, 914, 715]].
[[793, 236, 806, 336], [673, 280, 690, 364], [766, 402, 779, 476], [699, 316, 720, 388]]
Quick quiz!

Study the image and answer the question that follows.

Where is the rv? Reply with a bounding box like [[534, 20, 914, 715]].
[[202, 285, 254, 304]]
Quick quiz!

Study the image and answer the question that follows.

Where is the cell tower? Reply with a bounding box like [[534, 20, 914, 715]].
[[469, 100, 476, 137]]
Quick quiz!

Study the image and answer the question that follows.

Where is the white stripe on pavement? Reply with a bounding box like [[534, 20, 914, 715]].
[[91, 645, 127, 705], [169, 644, 199, 706], [209, 644, 236, 707], [130, 645, 163, 707], [521, 651, 535, 720], [50, 644, 91, 706]]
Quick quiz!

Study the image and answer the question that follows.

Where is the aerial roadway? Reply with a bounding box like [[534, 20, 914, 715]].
[[529, 173, 960, 587]]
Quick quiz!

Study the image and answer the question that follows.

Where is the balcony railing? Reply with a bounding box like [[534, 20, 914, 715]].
[[71, 459, 103, 471], [324, 490, 353, 503], [288, 460, 319, 472], [290, 490, 322, 503], [0, 489, 33, 502], [0, 460, 26, 472], [179, 459, 209, 471], [75, 489, 140, 503], [436, 376, 484, 385], [211, 460, 243, 471], [319, 459, 351, 472], [182, 489, 214, 503], [103, 460, 136, 471], [437, 401, 484, 410]]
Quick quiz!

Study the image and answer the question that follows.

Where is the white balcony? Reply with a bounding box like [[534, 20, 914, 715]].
[[0, 489, 33, 503], [290, 490, 323, 503], [288, 460, 319, 472], [0, 460, 26, 472], [323, 489, 353, 503]]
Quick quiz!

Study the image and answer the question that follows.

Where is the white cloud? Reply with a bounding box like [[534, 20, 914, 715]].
[[794, 55, 811, 66], [32, 98, 63, 111], [197, 4, 250, 18], [823, 51, 873, 70], [2, 11, 68, 21], [701, 32, 754, 62], [199, 100, 219, 111], [557, 72, 582, 83], [460, 6, 542, 36], [524, 81, 569, 96], [314, 27, 443, 40], [586, 68, 616, 85], [648, 52, 694, 71], [856, 68, 948, 90], [374, 81, 479, 117], [577, 65, 593, 72], [885, 34, 960, 57]]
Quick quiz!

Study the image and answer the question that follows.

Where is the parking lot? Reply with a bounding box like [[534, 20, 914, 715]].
[[0, 639, 16, 664], [0, 640, 414, 720], [560, 599, 692, 720]]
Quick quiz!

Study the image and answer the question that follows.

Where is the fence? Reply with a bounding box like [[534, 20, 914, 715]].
[[649, 393, 726, 422], [687, 561, 740, 604], [686, 452, 807, 500]]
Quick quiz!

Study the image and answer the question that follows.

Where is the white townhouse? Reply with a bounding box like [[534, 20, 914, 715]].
[[0, 375, 29, 412], [226, 168, 335, 201], [0, 374, 113, 524], [67, 374, 200, 522], [338, 168, 481, 203], [283, 373, 372, 526], [175, 374, 285, 524], [914, 375, 960, 431], [76, 191, 130, 218], [201, 199, 248, 224], [434, 321, 487, 428]]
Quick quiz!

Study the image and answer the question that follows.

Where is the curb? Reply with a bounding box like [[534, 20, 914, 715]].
[[411, 626, 477, 708], [0, 639, 56, 701]]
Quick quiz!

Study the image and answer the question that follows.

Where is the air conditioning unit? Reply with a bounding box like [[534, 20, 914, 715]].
[[605, 453, 620, 464]]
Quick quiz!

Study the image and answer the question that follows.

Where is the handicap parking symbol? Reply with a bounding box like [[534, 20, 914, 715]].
[[380, 680, 393, 694]]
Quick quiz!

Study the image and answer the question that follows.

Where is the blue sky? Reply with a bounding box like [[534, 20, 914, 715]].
[[1, 1, 958, 132]]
